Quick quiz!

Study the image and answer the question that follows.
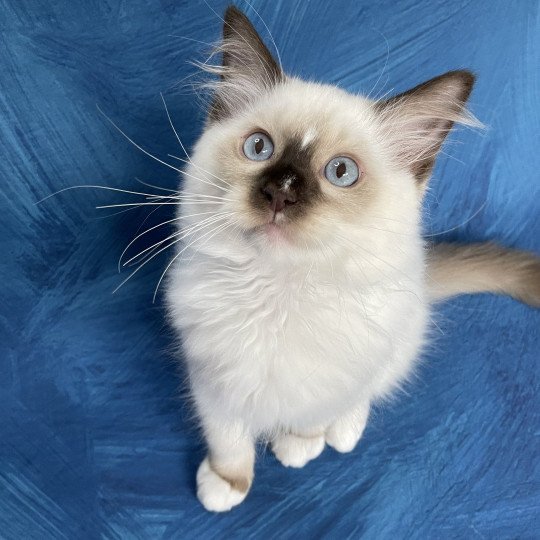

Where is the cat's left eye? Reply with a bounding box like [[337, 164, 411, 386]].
[[324, 156, 360, 187], [243, 132, 274, 161]]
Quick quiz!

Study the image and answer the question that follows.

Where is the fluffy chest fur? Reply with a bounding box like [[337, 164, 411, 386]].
[[167, 237, 428, 434]]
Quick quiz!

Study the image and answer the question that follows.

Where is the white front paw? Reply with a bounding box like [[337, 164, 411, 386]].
[[272, 433, 325, 468], [196, 458, 248, 512], [325, 413, 367, 453]]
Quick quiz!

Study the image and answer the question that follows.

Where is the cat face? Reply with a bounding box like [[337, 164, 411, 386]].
[[180, 7, 477, 259], [189, 80, 386, 249]]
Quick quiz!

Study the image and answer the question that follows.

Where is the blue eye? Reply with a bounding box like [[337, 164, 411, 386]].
[[243, 132, 274, 161], [324, 156, 360, 187]]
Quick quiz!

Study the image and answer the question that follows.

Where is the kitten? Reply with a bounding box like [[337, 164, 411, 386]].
[[165, 6, 540, 512]]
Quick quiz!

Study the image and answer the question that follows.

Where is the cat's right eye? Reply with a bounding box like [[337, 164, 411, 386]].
[[243, 132, 274, 161]]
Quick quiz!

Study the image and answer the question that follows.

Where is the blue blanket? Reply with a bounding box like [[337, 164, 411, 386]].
[[1, 1, 538, 537]]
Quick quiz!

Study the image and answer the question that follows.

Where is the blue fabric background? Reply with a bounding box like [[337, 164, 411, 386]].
[[1, 0, 539, 537]]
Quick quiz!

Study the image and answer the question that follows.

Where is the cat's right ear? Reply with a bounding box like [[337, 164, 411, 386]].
[[208, 6, 283, 123]]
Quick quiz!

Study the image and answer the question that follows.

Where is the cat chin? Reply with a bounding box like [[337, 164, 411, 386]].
[[252, 224, 321, 262], [261, 223, 291, 245]]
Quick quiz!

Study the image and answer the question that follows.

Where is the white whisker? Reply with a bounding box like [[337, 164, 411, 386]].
[[123, 213, 231, 267], [167, 154, 234, 189], [176, 163, 233, 193], [135, 177, 180, 194], [118, 210, 222, 271], [242, 0, 283, 72], [96, 105, 182, 174], [160, 92, 196, 166], [96, 201, 223, 209], [425, 200, 487, 237], [146, 192, 234, 202], [36, 184, 168, 204], [152, 219, 235, 303], [112, 213, 231, 294]]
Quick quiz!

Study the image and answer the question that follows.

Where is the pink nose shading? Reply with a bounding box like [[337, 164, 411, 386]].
[[261, 182, 298, 213]]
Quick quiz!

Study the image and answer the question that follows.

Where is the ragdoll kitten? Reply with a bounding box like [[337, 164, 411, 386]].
[[165, 6, 540, 512]]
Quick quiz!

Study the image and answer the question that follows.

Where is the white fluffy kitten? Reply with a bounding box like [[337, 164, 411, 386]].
[[165, 6, 540, 512]]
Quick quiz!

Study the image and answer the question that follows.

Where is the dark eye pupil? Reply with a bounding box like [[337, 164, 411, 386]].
[[336, 162, 347, 178], [254, 138, 264, 154]]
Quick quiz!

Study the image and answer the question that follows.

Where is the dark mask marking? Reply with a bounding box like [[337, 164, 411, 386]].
[[249, 138, 323, 221]]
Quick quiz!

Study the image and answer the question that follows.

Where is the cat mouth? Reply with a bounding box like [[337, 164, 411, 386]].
[[246, 207, 296, 245], [251, 213, 291, 243]]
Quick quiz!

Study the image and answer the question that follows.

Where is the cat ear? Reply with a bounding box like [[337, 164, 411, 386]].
[[376, 71, 478, 183], [208, 6, 283, 122]]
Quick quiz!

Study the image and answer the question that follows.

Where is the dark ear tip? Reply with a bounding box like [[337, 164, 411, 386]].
[[223, 5, 251, 38], [224, 5, 246, 23], [449, 69, 476, 99], [454, 69, 476, 85]]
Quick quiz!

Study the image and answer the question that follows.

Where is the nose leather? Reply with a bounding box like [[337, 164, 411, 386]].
[[261, 180, 298, 213]]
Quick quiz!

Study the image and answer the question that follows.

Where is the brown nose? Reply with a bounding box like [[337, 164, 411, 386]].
[[261, 182, 298, 213]]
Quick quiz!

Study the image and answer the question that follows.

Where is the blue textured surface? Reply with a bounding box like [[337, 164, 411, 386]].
[[1, 0, 539, 538]]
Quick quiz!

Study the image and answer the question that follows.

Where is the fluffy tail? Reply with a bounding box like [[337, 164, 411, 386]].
[[427, 243, 540, 307]]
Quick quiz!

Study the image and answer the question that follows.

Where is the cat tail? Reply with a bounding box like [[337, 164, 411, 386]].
[[426, 242, 540, 307]]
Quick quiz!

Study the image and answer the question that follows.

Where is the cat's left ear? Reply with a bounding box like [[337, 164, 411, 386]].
[[208, 6, 283, 122], [376, 70, 479, 183]]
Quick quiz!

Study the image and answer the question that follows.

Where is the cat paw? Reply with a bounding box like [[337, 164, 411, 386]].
[[272, 433, 325, 468], [325, 409, 368, 453], [325, 424, 362, 453], [196, 458, 249, 512]]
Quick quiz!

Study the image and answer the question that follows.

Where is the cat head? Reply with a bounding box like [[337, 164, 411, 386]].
[[181, 6, 478, 263]]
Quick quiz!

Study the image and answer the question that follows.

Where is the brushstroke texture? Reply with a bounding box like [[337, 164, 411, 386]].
[[0, 0, 538, 537]]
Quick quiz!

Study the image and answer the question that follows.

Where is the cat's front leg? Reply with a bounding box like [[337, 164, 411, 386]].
[[325, 400, 370, 453], [196, 416, 255, 512]]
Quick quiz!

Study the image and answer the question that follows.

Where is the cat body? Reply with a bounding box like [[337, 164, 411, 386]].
[[168, 79, 428, 436], [164, 7, 539, 511], [167, 214, 427, 435]]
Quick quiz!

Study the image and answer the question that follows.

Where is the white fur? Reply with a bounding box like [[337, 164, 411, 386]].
[[196, 458, 247, 512], [301, 128, 317, 148], [166, 78, 430, 511], [272, 434, 325, 467], [325, 401, 370, 453]]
